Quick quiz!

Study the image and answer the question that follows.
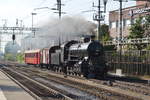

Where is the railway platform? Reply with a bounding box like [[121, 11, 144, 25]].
[[0, 69, 35, 100]]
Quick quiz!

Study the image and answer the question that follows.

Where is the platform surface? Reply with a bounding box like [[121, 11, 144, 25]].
[[0, 69, 35, 100]]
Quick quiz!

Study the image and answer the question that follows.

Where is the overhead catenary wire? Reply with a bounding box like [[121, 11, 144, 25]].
[[22, 0, 49, 22], [65, 0, 94, 15]]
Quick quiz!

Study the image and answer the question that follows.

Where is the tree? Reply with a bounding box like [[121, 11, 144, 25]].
[[128, 17, 145, 50], [127, 16, 150, 50], [128, 17, 144, 39], [100, 24, 111, 41], [4, 53, 16, 61], [143, 15, 150, 37], [16, 53, 24, 63], [100, 24, 114, 50]]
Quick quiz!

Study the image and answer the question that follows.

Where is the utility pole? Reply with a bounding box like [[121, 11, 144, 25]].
[[57, 0, 61, 19], [98, 0, 101, 41], [114, 0, 127, 69], [119, 0, 123, 68], [119, 0, 123, 51], [53, 0, 66, 19], [93, 0, 107, 41], [114, 0, 127, 50]]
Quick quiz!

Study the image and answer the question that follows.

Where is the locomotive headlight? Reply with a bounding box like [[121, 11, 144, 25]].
[[84, 57, 88, 61], [78, 61, 82, 65]]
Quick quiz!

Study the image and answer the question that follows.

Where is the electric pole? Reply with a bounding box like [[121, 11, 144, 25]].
[[114, 0, 127, 50], [119, 0, 123, 68], [119, 0, 123, 51], [98, 0, 101, 41], [114, 0, 127, 69], [93, 0, 107, 41], [57, 0, 61, 19], [53, 0, 66, 19]]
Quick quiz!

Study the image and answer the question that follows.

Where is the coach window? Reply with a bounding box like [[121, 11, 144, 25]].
[[25, 54, 28, 57], [123, 19, 126, 29], [36, 53, 38, 57], [33, 53, 35, 57], [29, 53, 31, 57], [30, 53, 32, 57], [109, 22, 112, 29], [116, 20, 118, 32], [111, 22, 116, 28], [31, 53, 34, 57], [27, 54, 29, 57]]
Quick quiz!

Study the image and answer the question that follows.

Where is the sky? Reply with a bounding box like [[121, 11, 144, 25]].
[[0, 0, 136, 27]]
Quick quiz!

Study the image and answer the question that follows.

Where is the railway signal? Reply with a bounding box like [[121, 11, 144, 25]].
[[12, 34, 15, 44]]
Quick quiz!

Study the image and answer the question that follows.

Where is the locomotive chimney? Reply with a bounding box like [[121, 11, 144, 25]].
[[84, 37, 90, 43], [81, 35, 96, 43]]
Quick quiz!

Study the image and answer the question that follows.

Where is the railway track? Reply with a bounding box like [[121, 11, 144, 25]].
[[3, 64, 147, 100], [91, 78, 150, 97], [1, 66, 73, 100], [113, 80, 150, 96], [1, 62, 150, 100]]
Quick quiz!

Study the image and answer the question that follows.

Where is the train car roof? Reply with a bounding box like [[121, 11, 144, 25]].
[[41, 48, 50, 50], [24, 49, 41, 53]]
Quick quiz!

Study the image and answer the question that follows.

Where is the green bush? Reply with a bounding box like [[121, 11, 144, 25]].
[[16, 53, 24, 63], [4, 53, 24, 63], [4, 53, 16, 61]]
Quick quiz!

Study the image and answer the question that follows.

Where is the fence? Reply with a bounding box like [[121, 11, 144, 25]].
[[105, 50, 150, 75]]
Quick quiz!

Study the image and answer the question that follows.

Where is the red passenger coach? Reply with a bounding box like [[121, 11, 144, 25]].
[[24, 49, 41, 65]]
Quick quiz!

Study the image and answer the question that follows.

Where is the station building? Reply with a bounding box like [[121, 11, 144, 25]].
[[109, 1, 150, 39]]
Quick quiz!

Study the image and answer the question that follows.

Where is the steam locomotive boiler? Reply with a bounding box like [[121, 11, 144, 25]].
[[65, 39, 107, 78]]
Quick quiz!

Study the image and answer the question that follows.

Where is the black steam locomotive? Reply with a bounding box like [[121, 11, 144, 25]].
[[25, 36, 108, 78]]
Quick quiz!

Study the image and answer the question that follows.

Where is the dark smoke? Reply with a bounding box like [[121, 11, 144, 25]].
[[21, 16, 96, 51]]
